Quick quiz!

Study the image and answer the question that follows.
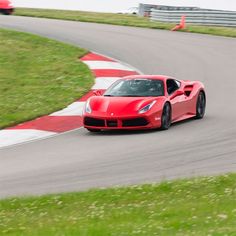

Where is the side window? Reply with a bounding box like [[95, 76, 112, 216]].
[[166, 79, 180, 95]]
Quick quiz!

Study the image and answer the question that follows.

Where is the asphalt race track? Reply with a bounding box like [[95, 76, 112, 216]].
[[0, 16, 236, 198]]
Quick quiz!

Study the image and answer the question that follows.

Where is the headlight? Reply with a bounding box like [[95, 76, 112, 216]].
[[85, 100, 92, 114], [138, 101, 156, 114]]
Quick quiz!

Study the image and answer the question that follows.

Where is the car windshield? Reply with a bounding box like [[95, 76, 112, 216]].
[[104, 79, 164, 97]]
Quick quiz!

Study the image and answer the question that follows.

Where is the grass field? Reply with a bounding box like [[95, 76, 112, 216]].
[[0, 29, 94, 129], [15, 8, 236, 38], [1, 174, 236, 236]]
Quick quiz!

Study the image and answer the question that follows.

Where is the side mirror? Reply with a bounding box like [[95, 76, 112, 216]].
[[93, 90, 103, 96]]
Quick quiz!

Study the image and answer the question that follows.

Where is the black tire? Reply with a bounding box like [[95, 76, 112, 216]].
[[196, 91, 206, 119], [160, 103, 172, 130], [87, 128, 101, 133], [2, 9, 13, 15], [2, 10, 10, 15]]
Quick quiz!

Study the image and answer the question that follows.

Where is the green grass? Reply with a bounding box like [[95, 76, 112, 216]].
[[15, 8, 236, 38], [15, 8, 174, 30], [0, 29, 94, 129], [1, 174, 236, 235]]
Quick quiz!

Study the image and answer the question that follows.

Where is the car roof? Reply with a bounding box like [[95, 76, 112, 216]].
[[122, 75, 172, 81]]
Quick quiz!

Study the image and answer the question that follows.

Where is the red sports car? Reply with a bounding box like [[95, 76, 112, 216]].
[[0, 0, 14, 15], [83, 75, 206, 132]]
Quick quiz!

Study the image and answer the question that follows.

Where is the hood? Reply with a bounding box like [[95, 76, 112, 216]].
[[89, 96, 157, 116], [0, 0, 13, 8]]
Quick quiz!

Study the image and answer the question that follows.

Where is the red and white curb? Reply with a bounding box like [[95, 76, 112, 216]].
[[0, 53, 140, 148]]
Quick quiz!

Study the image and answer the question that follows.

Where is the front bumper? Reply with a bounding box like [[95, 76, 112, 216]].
[[83, 113, 161, 130]]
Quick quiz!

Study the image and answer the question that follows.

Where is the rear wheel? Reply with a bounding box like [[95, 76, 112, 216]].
[[160, 103, 171, 130], [87, 128, 101, 133], [196, 91, 206, 119], [2, 9, 12, 15]]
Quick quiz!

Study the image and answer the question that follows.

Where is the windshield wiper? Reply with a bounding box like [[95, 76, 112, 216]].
[[104, 95, 145, 97], [104, 94, 114, 97], [120, 95, 144, 97]]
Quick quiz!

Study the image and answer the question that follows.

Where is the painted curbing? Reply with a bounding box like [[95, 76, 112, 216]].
[[0, 52, 140, 148]]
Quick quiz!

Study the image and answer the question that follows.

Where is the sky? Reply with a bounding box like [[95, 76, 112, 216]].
[[11, 0, 236, 13]]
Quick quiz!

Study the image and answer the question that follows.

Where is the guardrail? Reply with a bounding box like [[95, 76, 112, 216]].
[[150, 9, 236, 27]]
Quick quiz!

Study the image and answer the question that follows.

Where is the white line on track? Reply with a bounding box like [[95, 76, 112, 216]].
[[50, 102, 85, 116], [0, 129, 56, 148], [92, 77, 121, 89], [83, 61, 135, 71]]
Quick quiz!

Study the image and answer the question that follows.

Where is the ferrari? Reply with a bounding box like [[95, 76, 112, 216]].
[[83, 75, 206, 132], [0, 0, 14, 15]]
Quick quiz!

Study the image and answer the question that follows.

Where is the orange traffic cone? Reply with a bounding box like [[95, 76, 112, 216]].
[[171, 15, 186, 31]]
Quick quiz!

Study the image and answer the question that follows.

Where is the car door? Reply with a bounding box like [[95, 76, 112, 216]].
[[166, 79, 186, 121]]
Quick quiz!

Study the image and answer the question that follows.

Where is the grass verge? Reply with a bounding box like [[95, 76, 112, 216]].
[[15, 8, 236, 38], [1, 174, 236, 235], [0, 29, 94, 129]]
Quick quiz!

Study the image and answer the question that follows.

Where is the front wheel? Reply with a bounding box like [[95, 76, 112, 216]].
[[195, 91, 206, 119], [160, 103, 172, 130]]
